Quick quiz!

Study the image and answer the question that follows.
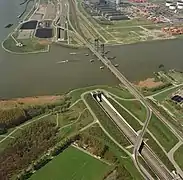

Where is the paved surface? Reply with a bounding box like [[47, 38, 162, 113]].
[[59, 0, 68, 40], [168, 141, 183, 177], [68, 2, 183, 177], [81, 93, 152, 179], [99, 97, 173, 180]]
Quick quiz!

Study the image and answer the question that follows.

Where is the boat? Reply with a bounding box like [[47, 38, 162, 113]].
[[5, 24, 13, 28], [90, 59, 94, 62], [85, 53, 89, 56], [70, 52, 76, 55], [100, 66, 104, 69], [108, 56, 116, 60], [114, 64, 119, 67], [56, 60, 69, 64], [104, 50, 110, 54]]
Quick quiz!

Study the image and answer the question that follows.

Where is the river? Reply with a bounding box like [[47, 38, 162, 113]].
[[0, 0, 183, 98]]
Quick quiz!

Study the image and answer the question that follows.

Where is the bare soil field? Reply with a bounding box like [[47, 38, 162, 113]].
[[136, 78, 163, 88], [0, 95, 63, 109]]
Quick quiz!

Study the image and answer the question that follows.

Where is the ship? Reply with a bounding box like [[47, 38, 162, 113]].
[[5, 24, 13, 28]]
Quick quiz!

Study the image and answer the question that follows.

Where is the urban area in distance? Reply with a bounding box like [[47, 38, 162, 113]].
[[1, 0, 183, 179]]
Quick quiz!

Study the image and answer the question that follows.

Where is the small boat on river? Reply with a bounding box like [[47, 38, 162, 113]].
[[5, 24, 13, 28]]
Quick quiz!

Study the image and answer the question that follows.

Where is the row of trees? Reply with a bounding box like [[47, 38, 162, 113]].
[[0, 97, 71, 134], [77, 133, 118, 164], [80, 126, 135, 180], [0, 120, 59, 179]]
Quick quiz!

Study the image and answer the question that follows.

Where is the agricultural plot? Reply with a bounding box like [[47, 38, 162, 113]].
[[148, 114, 178, 152], [29, 146, 110, 180]]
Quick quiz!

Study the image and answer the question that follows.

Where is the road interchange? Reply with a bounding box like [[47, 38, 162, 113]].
[[66, 0, 183, 179]]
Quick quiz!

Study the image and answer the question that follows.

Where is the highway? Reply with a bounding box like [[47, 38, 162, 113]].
[[98, 95, 173, 180], [67, 0, 178, 179]]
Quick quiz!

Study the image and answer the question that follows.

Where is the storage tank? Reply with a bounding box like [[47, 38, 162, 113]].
[[177, 4, 183, 9], [169, 5, 176, 10], [166, 0, 173, 6]]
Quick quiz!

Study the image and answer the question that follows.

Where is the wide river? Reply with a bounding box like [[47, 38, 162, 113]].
[[0, 0, 183, 98]]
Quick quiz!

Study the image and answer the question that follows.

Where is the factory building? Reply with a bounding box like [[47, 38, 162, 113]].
[[94, 2, 129, 21]]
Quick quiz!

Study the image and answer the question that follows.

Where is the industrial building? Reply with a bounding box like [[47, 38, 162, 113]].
[[171, 88, 183, 104], [165, 0, 183, 10], [88, 1, 129, 20]]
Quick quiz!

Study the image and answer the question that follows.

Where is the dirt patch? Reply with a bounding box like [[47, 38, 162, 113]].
[[136, 78, 163, 89], [38, 40, 51, 45], [0, 95, 63, 109]]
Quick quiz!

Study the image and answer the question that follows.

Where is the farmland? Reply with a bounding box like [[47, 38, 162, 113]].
[[30, 146, 110, 180]]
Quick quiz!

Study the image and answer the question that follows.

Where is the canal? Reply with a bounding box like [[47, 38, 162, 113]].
[[0, 0, 183, 98]]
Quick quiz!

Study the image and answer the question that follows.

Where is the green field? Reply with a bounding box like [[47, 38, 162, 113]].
[[144, 132, 175, 171], [148, 114, 178, 152], [3, 36, 48, 53], [108, 98, 142, 131], [168, 71, 183, 83], [69, 85, 133, 103], [153, 85, 183, 101], [30, 146, 110, 180], [174, 145, 183, 170], [81, 124, 143, 180], [84, 94, 130, 147], [114, 99, 147, 122]]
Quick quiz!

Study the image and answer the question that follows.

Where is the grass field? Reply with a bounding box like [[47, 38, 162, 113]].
[[84, 94, 130, 147], [147, 99, 183, 136], [30, 146, 110, 180], [69, 85, 133, 103], [108, 98, 142, 131], [144, 132, 175, 171], [114, 98, 147, 122], [168, 71, 183, 83], [174, 145, 183, 170], [148, 114, 178, 152], [153, 85, 183, 101], [82, 124, 143, 180], [3, 36, 48, 53]]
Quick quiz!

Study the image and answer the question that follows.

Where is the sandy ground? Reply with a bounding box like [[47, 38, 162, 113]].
[[136, 78, 163, 89], [0, 95, 63, 109], [38, 40, 52, 45]]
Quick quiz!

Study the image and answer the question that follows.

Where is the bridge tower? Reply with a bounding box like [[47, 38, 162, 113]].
[[101, 43, 105, 57], [94, 38, 99, 51]]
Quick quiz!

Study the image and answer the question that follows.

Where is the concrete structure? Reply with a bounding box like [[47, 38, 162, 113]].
[[94, 2, 129, 21], [166, 1, 173, 7], [116, 0, 120, 5], [177, 4, 183, 9], [169, 5, 176, 10]]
